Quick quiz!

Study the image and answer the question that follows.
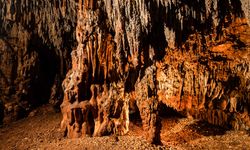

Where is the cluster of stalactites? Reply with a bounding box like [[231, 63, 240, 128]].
[[74, 0, 250, 85], [0, 0, 77, 49], [100, 0, 246, 66]]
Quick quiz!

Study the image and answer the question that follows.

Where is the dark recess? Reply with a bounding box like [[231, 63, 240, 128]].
[[27, 35, 58, 107]]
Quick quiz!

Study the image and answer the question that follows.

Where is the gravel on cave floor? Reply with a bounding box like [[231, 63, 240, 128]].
[[0, 105, 250, 150]]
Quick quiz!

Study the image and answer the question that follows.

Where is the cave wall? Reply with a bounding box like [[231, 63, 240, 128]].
[[0, 0, 77, 122], [60, 0, 250, 144], [0, 0, 249, 145]]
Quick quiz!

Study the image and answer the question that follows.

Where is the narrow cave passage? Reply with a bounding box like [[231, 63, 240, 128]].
[[128, 101, 185, 138], [27, 35, 59, 107], [158, 103, 185, 119], [129, 100, 142, 126], [128, 101, 184, 125]]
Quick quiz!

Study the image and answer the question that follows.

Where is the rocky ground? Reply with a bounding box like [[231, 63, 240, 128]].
[[0, 105, 249, 150]]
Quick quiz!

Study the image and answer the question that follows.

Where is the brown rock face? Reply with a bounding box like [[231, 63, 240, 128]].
[[60, 0, 250, 144], [0, 0, 77, 122]]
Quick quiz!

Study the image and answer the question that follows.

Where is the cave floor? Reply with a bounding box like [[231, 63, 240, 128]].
[[0, 105, 250, 150]]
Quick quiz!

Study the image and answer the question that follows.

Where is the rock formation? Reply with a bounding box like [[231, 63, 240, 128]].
[[0, 0, 250, 145], [0, 0, 77, 122], [60, 0, 250, 144]]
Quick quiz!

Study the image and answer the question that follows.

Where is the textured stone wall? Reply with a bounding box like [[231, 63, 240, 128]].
[[0, 0, 77, 122], [60, 0, 250, 144]]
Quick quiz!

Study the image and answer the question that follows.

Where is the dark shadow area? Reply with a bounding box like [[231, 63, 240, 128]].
[[158, 102, 185, 119], [0, 100, 3, 125], [225, 75, 240, 92], [27, 34, 58, 107], [228, 34, 247, 50], [149, 0, 246, 48], [188, 120, 228, 136], [147, 0, 168, 60], [88, 111, 95, 136], [129, 101, 142, 127]]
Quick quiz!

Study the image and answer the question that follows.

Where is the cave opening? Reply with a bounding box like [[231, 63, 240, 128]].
[[128, 101, 185, 138], [27, 34, 59, 107], [158, 102, 185, 119], [87, 111, 95, 135], [129, 101, 186, 126], [129, 101, 142, 127]]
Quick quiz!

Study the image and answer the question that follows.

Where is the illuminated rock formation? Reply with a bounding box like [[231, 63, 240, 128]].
[[60, 0, 250, 144], [0, 0, 249, 145]]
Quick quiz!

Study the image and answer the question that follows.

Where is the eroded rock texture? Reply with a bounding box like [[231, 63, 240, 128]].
[[0, 0, 249, 145], [0, 0, 77, 122], [60, 0, 250, 144]]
